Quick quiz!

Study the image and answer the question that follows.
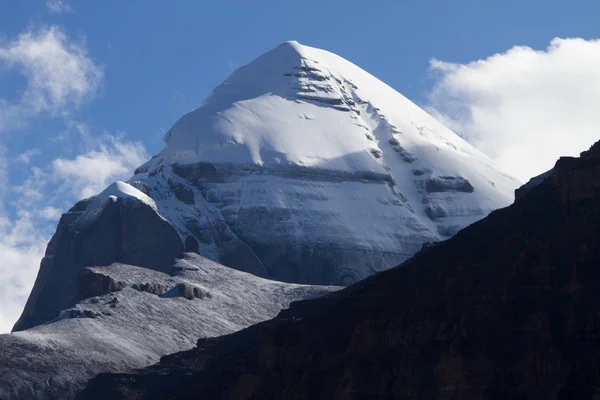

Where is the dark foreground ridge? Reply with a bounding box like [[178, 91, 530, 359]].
[[79, 140, 600, 399]]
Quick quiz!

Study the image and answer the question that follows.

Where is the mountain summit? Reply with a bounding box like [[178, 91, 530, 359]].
[[133, 40, 519, 285]]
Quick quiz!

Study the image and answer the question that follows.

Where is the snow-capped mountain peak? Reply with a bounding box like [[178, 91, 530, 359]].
[[133, 41, 520, 285], [154, 41, 492, 171]]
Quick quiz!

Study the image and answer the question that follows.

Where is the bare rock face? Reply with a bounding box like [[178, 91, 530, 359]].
[[165, 282, 212, 300], [0, 255, 339, 400], [425, 176, 474, 193], [13, 193, 184, 332], [514, 170, 552, 200], [79, 140, 600, 400]]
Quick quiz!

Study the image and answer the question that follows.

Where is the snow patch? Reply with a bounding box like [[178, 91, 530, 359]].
[[96, 181, 158, 211]]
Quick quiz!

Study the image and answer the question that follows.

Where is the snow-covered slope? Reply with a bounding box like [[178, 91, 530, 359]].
[[0, 254, 338, 399], [132, 41, 519, 285]]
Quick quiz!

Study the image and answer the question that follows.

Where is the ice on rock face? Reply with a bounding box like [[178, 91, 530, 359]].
[[132, 41, 521, 285]]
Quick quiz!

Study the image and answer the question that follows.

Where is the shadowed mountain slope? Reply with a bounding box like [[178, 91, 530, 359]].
[[80, 141, 600, 399]]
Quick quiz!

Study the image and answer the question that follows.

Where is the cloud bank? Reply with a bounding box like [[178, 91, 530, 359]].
[[0, 23, 109, 332], [427, 38, 600, 182], [46, 0, 72, 14], [0, 25, 102, 131], [53, 134, 149, 199]]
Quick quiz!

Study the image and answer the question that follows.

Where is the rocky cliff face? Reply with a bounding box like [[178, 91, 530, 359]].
[[2, 181, 339, 400], [79, 139, 600, 399], [13, 182, 184, 332]]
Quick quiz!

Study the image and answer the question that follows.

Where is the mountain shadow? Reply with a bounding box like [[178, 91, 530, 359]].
[[79, 140, 600, 399]]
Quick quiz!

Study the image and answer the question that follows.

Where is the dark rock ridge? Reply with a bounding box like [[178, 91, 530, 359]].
[[426, 176, 474, 193], [169, 161, 396, 185], [514, 169, 552, 200], [13, 189, 184, 332], [79, 139, 600, 399]]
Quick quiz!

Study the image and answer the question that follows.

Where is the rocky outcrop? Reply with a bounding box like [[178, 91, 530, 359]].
[[426, 176, 474, 193], [164, 282, 212, 300], [0, 255, 339, 400], [168, 178, 195, 204], [515, 140, 600, 202], [79, 140, 600, 399], [514, 169, 552, 200], [12, 183, 184, 332]]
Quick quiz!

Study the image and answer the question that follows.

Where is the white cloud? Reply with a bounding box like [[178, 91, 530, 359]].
[[12, 167, 47, 207], [16, 148, 41, 164], [0, 23, 110, 333], [0, 25, 102, 131], [46, 0, 72, 14], [427, 38, 600, 182], [0, 147, 48, 333], [0, 132, 147, 333], [53, 134, 148, 198], [0, 146, 7, 197], [40, 206, 62, 220], [0, 211, 48, 334]]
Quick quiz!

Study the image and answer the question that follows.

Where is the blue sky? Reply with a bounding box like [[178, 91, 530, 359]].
[[0, 0, 599, 331], [2, 0, 599, 160]]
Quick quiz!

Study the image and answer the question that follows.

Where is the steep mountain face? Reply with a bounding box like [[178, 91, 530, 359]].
[[13, 181, 184, 332], [79, 140, 600, 400], [129, 41, 518, 285], [1, 180, 338, 399]]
